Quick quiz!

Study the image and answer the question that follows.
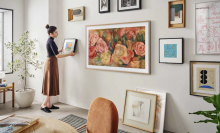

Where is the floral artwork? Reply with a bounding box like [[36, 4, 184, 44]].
[[88, 26, 145, 69], [65, 42, 73, 51]]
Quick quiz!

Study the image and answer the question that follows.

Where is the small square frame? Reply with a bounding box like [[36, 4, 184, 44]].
[[99, 0, 110, 13]]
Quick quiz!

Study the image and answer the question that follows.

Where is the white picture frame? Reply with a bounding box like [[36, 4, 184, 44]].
[[136, 88, 167, 133]]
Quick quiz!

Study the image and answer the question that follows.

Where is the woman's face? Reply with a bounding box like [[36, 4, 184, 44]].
[[50, 29, 58, 38]]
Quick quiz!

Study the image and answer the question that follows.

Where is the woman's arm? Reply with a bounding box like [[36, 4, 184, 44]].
[[56, 52, 75, 58], [58, 46, 63, 53]]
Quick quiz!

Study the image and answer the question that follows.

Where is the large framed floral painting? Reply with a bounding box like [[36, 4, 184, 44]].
[[86, 21, 151, 74]]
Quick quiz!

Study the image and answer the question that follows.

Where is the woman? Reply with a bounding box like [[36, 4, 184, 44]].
[[41, 24, 75, 113]]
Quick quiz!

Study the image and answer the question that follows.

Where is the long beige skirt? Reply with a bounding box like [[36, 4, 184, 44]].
[[42, 56, 59, 96]]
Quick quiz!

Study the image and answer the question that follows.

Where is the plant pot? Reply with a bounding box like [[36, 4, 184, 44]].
[[15, 88, 35, 108]]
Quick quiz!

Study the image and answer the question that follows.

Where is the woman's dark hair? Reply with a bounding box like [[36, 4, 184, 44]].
[[45, 24, 57, 35]]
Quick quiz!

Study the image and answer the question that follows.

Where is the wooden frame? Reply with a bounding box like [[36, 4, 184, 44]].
[[122, 90, 157, 132], [0, 82, 14, 107], [168, 0, 185, 28], [68, 6, 85, 22], [99, 0, 110, 13], [159, 38, 184, 64], [85, 20, 151, 75], [190, 61, 220, 97], [117, 0, 141, 12]]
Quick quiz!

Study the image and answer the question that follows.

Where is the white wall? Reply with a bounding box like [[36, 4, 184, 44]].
[[0, 0, 24, 103], [57, 0, 218, 133]]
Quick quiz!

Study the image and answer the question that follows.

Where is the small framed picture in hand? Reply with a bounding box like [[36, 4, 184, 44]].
[[62, 38, 78, 54]]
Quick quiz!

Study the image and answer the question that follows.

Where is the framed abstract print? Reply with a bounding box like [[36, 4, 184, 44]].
[[190, 61, 220, 97], [68, 6, 85, 22], [168, 0, 185, 28], [118, 0, 141, 12], [99, 0, 110, 13], [196, 1, 220, 54], [136, 88, 166, 133], [122, 90, 157, 132], [159, 38, 184, 64], [62, 38, 78, 54], [86, 21, 151, 74]]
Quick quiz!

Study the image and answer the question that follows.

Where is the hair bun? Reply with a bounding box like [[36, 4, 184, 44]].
[[45, 24, 50, 29]]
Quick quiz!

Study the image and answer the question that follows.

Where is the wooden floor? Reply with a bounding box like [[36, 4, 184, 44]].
[[0, 101, 173, 133]]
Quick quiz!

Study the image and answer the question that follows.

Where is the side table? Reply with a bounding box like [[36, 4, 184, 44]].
[[0, 82, 14, 107]]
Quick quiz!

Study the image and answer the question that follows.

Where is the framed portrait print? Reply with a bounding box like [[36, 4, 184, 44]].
[[136, 88, 166, 133], [118, 0, 141, 12], [196, 1, 220, 54], [86, 21, 151, 75], [99, 0, 110, 13], [168, 0, 185, 28], [190, 61, 220, 97], [62, 38, 78, 54], [122, 90, 157, 132], [68, 6, 85, 22], [159, 38, 184, 64]]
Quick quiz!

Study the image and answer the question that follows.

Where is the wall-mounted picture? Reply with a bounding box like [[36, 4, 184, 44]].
[[86, 21, 151, 74], [190, 61, 220, 97], [168, 0, 185, 28], [118, 0, 141, 12], [159, 38, 184, 64], [68, 6, 85, 22], [136, 88, 167, 133], [62, 38, 78, 54], [99, 0, 110, 13], [122, 90, 157, 132], [196, 1, 220, 54]]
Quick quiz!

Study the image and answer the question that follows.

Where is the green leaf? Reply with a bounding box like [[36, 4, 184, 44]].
[[194, 119, 218, 124]]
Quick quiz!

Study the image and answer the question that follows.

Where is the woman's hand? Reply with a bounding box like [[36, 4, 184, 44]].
[[68, 50, 75, 56], [58, 46, 64, 53]]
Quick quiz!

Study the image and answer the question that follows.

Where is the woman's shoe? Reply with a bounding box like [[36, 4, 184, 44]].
[[49, 105, 59, 109], [41, 107, 51, 113]]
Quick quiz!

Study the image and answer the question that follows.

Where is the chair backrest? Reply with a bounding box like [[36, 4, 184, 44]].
[[86, 97, 119, 133]]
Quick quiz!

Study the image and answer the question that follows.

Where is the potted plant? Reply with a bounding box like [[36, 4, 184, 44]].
[[5, 31, 44, 108], [189, 93, 220, 133]]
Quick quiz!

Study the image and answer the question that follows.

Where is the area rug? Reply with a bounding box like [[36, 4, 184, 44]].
[[59, 114, 131, 133]]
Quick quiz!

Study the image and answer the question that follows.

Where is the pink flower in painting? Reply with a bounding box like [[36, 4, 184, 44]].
[[89, 45, 97, 59], [118, 28, 127, 38], [127, 30, 136, 40], [95, 38, 108, 53], [90, 31, 99, 46], [121, 50, 134, 64], [134, 42, 145, 56]]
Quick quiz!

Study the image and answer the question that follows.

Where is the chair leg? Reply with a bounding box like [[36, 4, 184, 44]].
[[12, 83, 14, 107], [3, 90, 5, 104]]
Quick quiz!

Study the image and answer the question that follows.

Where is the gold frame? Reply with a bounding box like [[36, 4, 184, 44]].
[[85, 20, 151, 75], [168, 0, 185, 28], [122, 90, 157, 132], [68, 6, 85, 22], [190, 61, 220, 97]]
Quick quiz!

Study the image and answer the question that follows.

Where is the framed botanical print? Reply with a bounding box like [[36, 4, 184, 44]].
[[122, 90, 157, 132], [196, 1, 220, 54], [86, 21, 151, 74], [99, 0, 110, 13], [159, 38, 184, 64], [168, 0, 185, 28], [190, 61, 220, 97], [118, 0, 141, 12], [62, 38, 78, 54]]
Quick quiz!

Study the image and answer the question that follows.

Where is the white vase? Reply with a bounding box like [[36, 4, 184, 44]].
[[15, 88, 35, 108]]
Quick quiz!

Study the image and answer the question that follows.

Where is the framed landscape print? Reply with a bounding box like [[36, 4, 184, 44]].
[[136, 88, 166, 133], [62, 38, 78, 54], [99, 0, 110, 13], [168, 0, 185, 28], [122, 90, 157, 132], [190, 61, 220, 97], [159, 38, 184, 64], [68, 6, 85, 22], [86, 21, 151, 74], [118, 0, 141, 12], [196, 1, 220, 54]]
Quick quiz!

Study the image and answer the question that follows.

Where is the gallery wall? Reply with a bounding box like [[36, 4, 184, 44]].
[[57, 0, 218, 132], [0, 0, 24, 103]]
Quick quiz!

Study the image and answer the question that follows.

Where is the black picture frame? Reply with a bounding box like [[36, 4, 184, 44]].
[[99, 0, 110, 13], [62, 38, 78, 54], [190, 61, 220, 97], [159, 38, 184, 64], [0, 8, 13, 74], [117, 0, 141, 12]]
